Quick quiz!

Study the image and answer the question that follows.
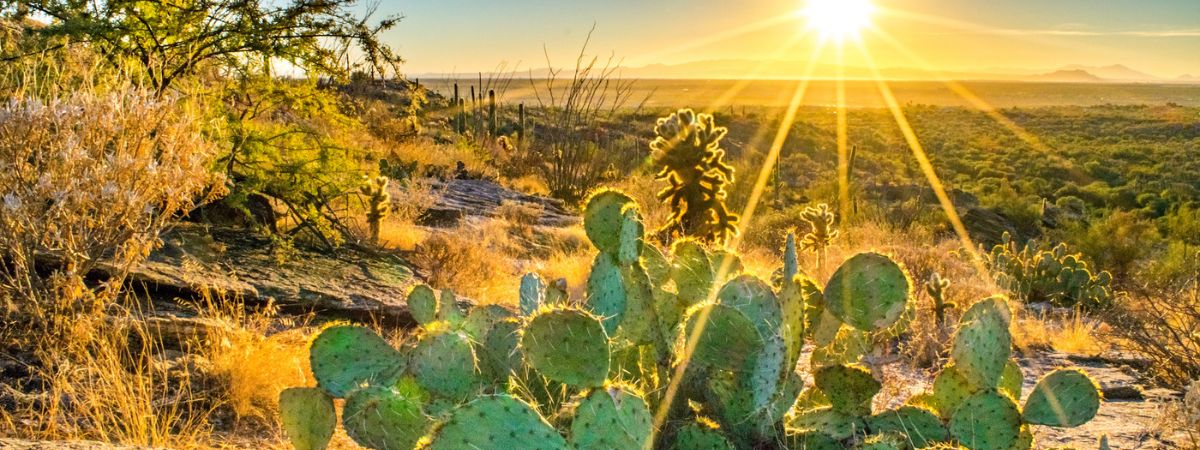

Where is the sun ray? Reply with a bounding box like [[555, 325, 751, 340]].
[[836, 42, 852, 228], [875, 6, 1117, 56], [701, 30, 812, 114], [630, 13, 798, 67], [648, 42, 827, 441], [852, 39, 996, 284]]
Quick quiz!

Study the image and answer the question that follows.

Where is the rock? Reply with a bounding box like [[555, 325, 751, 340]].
[[102, 225, 426, 327], [406, 178, 577, 228]]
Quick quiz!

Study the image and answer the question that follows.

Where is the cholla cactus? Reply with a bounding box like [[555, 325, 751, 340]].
[[649, 109, 739, 245], [359, 176, 390, 244], [926, 272, 956, 326], [800, 203, 839, 272], [279, 186, 1107, 450]]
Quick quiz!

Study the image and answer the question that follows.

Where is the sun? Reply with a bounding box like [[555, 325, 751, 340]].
[[800, 0, 875, 40]]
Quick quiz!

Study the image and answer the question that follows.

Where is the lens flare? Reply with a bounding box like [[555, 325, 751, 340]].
[[800, 0, 875, 40]]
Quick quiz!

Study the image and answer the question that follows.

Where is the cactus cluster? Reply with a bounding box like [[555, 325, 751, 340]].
[[986, 232, 1113, 309], [279, 190, 1105, 450], [650, 109, 739, 246]]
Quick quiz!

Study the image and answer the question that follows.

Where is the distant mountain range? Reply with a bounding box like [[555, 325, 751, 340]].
[[416, 61, 1200, 84]]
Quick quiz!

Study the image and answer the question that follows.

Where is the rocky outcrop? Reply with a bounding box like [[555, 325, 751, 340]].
[[407, 178, 578, 228], [114, 225, 424, 326]]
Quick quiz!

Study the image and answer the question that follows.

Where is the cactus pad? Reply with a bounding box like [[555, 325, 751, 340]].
[[930, 364, 973, 420], [673, 422, 735, 450], [791, 406, 866, 440], [618, 205, 645, 265], [586, 253, 627, 335], [678, 303, 763, 371], [617, 264, 658, 345], [463, 304, 514, 340], [521, 308, 611, 387], [309, 325, 404, 398], [671, 239, 716, 306], [717, 275, 782, 338], [570, 385, 652, 450], [999, 359, 1024, 401], [951, 305, 1012, 391], [278, 387, 336, 450], [407, 284, 438, 325], [583, 189, 636, 255], [814, 364, 881, 416], [437, 290, 467, 325], [866, 406, 948, 448], [409, 329, 480, 400], [427, 394, 567, 450], [783, 431, 841, 450], [948, 390, 1022, 450], [642, 243, 671, 286], [520, 272, 545, 316], [479, 318, 523, 381], [1022, 368, 1102, 427], [824, 252, 911, 331], [342, 384, 430, 450]]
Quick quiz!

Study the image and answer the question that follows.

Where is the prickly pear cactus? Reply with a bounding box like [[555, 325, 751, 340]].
[[520, 307, 611, 387], [278, 387, 336, 450], [570, 385, 653, 450], [824, 252, 911, 331], [281, 188, 1112, 450], [426, 394, 567, 450], [1022, 368, 1102, 427], [309, 325, 405, 398]]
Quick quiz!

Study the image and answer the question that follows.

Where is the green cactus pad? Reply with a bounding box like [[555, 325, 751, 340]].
[[782, 431, 841, 450], [711, 249, 745, 278], [745, 336, 789, 414], [951, 305, 1012, 391], [586, 253, 627, 335], [618, 205, 645, 265], [948, 390, 1022, 450], [617, 264, 658, 346], [824, 252, 911, 331], [815, 364, 881, 416], [437, 290, 467, 325], [309, 325, 405, 398], [583, 189, 636, 255], [1022, 368, 1102, 427], [520, 272, 545, 316], [642, 243, 671, 285], [930, 364, 973, 420], [810, 326, 872, 368], [654, 288, 686, 349], [570, 385, 653, 450], [794, 387, 833, 413], [857, 433, 907, 450], [784, 232, 799, 280], [791, 406, 866, 440], [717, 275, 782, 338], [778, 275, 809, 369], [479, 318, 523, 381], [999, 359, 1024, 401], [673, 422, 735, 450], [427, 394, 567, 450], [521, 307, 611, 387], [811, 308, 843, 347], [278, 387, 336, 450], [463, 304, 515, 340], [342, 384, 430, 450], [671, 239, 716, 306], [961, 295, 1013, 327], [409, 330, 479, 400], [407, 284, 438, 325], [677, 303, 763, 372], [866, 406, 949, 448]]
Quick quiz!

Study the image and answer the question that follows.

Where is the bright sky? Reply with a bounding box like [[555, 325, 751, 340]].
[[380, 0, 1200, 78]]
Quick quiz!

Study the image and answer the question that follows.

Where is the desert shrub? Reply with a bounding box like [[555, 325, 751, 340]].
[[0, 91, 218, 312], [1109, 283, 1200, 389], [410, 228, 506, 298], [1068, 210, 1161, 277]]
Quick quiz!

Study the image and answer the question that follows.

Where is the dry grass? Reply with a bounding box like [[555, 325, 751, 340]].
[[1012, 310, 1105, 355]]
